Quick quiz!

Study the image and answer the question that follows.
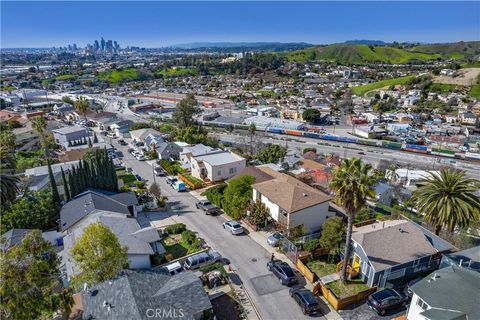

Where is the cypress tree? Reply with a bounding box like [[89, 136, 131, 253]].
[[88, 137, 92, 148], [47, 160, 61, 205], [69, 167, 77, 197], [93, 133, 98, 143], [61, 167, 71, 202]]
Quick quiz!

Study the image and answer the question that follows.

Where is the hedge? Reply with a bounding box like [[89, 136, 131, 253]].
[[202, 184, 227, 209], [165, 223, 186, 235]]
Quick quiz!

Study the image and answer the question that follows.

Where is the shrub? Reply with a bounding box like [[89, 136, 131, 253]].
[[199, 262, 227, 280], [160, 160, 177, 175], [202, 184, 226, 208], [304, 239, 320, 253], [181, 230, 196, 245], [303, 147, 317, 154], [165, 223, 186, 235], [134, 180, 145, 189]]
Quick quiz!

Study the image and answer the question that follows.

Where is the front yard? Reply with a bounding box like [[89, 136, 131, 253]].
[[325, 279, 370, 299], [162, 234, 201, 259], [306, 259, 338, 278]]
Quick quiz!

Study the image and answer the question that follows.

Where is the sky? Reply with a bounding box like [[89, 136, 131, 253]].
[[1, 1, 479, 48]]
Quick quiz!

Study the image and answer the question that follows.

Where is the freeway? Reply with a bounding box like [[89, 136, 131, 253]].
[[213, 131, 480, 180], [110, 138, 324, 320]]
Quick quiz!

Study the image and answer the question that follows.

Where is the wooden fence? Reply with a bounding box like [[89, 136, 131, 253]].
[[312, 282, 377, 311], [297, 258, 317, 283], [177, 173, 203, 190]]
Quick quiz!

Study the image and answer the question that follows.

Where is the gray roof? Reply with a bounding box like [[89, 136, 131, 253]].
[[60, 190, 136, 231], [411, 266, 480, 319], [419, 309, 466, 320], [444, 246, 480, 271], [180, 144, 220, 157], [352, 220, 438, 272], [82, 270, 212, 320], [52, 125, 88, 135], [374, 182, 393, 197], [194, 151, 245, 166], [0, 229, 31, 251]]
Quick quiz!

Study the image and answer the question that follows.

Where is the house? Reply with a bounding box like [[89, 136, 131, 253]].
[[52, 125, 90, 149], [406, 266, 480, 320], [25, 160, 79, 193], [12, 121, 37, 146], [229, 166, 275, 184], [191, 151, 246, 182], [373, 182, 394, 206], [179, 144, 221, 166], [252, 168, 332, 233], [395, 169, 439, 188], [81, 270, 213, 320], [1, 229, 63, 251], [110, 120, 134, 137], [144, 133, 164, 151], [349, 220, 454, 288], [440, 245, 480, 272], [130, 128, 162, 144], [156, 141, 183, 161], [459, 112, 477, 125], [53, 103, 75, 116]]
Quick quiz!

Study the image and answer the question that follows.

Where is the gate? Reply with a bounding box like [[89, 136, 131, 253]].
[[280, 237, 299, 263]]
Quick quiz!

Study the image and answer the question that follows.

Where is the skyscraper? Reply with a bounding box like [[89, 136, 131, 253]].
[[100, 37, 106, 51], [93, 40, 99, 51]]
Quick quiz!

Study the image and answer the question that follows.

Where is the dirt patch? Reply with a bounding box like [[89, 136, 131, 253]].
[[433, 68, 480, 86], [211, 293, 243, 320]]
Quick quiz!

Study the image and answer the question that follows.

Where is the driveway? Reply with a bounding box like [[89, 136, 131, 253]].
[[111, 139, 326, 320], [338, 301, 406, 320]]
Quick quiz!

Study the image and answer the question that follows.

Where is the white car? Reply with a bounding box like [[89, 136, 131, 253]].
[[223, 220, 244, 235], [135, 154, 146, 161]]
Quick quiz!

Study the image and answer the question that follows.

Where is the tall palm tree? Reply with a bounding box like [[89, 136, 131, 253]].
[[31, 116, 48, 157], [329, 158, 376, 282], [0, 149, 19, 205], [385, 163, 399, 183], [412, 168, 480, 235], [74, 96, 90, 120]]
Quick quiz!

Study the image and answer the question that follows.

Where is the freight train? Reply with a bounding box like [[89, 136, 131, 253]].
[[202, 121, 479, 162]]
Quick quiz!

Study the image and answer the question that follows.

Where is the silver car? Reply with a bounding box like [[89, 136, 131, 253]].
[[223, 220, 244, 235]]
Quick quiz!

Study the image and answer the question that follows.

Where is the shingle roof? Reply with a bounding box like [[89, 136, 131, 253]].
[[52, 125, 88, 135], [229, 166, 275, 184], [0, 229, 31, 250], [60, 190, 135, 231], [253, 167, 331, 213], [352, 220, 438, 272], [411, 267, 480, 320], [82, 270, 212, 320]]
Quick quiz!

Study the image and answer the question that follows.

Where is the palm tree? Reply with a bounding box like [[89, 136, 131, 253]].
[[74, 96, 90, 120], [385, 163, 399, 183], [329, 158, 376, 282], [412, 168, 480, 235], [248, 123, 256, 154], [0, 149, 19, 205], [31, 116, 48, 157]]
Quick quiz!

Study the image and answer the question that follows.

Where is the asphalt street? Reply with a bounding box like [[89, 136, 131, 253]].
[[111, 139, 326, 320]]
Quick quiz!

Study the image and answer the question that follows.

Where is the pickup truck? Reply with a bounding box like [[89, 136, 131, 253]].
[[196, 200, 218, 215]]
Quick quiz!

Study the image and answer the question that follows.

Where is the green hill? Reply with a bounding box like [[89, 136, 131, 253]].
[[411, 41, 480, 60], [286, 44, 441, 64]]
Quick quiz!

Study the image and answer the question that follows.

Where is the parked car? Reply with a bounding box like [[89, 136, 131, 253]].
[[223, 220, 244, 235], [173, 181, 186, 192], [135, 154, 146, 161], [267, 232, 284, 247], [183, 250, 222, 270], [118, 139, 127, 146], [154, 166, 166, 176], [160, 261, 184, 276], [267, 260, 297, 286], [367, 288, 409, 316], [196, 200, 218, 215], [358, 151, 366, 155], [134, 174, 142, 181], [126, 167, 133, 173], [166, 176, 178, 185], [289, 287, 320, 315]]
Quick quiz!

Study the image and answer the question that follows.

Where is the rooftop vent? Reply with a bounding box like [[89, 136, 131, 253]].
[[302, 193, 308, 197]]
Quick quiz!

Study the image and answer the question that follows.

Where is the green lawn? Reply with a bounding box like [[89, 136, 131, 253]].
[[325, 279, 370, 299], [182, 173, 203, 186], [98, 68, 139, 84], [352, 76, 414, 96], [469, 85, 480, 98], [306, 259, 338, 278], [429, 83, 462, 94], [118, 173, 136, 184], [461, 61, 480, 68], [162, 235, 201, 259], [447, 52, 465, 60]]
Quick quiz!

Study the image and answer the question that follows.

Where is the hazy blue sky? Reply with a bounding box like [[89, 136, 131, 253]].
[[1, 1, 479, 48]]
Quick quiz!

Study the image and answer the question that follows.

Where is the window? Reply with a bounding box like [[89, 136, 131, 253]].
[[229, 167, 237, 174], [416, 298, 428, 311], [217, 170, 222, 176]]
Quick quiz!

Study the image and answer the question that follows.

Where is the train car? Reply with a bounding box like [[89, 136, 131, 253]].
[[319, 134, 339, 142], [338, 137, 358, 143], [430, 148, 456, 158], [285, 129, 302, 136], [403, 147, 428, 154], [381, 141, 403, 149], [358, 139, 378, 147], [267, 127, 285, 134], [216, 122, 227, 129], [464, 152, 480, 161], [404, 144, 428, 151], [302, 131, 319, 139], [234, 124, 249, 130]]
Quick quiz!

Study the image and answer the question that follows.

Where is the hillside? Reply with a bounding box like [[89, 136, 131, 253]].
[[286, 44, 440, 64], [411, 41, 480, 59], [286, 42, 480, 64]]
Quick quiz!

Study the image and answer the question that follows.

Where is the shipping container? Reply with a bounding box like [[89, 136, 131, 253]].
[[405, 144, 428, 151], [403, 148, 428, 154], [302, 132, 319, 139], [358, 139, 378, 146], [268, 127, 285, 134], [235, 124, 249, 130], [381, 141, 402, 149], [430, 148, 456, 158], [285, 129, 303, 136]]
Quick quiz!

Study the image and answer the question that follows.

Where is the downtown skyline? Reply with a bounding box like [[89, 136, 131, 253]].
[[1, 1, 479, 48]]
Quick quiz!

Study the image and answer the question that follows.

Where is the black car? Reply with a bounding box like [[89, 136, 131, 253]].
[[267, 260, 298, 286], [289, 287, 320, 315], [367, 288, 409, 316]]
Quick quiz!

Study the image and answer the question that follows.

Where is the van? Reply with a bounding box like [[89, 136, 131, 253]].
[[173, 181, 186, 192], [183, 250, 222, 270], [161, 261, 184, 276]]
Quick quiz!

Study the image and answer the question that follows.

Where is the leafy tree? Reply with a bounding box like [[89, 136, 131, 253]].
[[0, 149, 19, 205], [0, 230, 72, 320], [303, 147, 317, 154], [329, 158, 376, 282], [222, 175, 255, 219], [70, 222, 128, 288], [319, 217, 346, 256], [302, 108, 322, 123], [304, 239, 320, 254], [226, 124, 234, 133], [129, 122, 151, 131], [172, 94, 201, 128], [0, 128, 16, 151], [412, 168, 480, 235], [255, 144, 287, 164], [248, 198, 270, 228], [74, 96, 90, 119], [62, 96, 74, 105]]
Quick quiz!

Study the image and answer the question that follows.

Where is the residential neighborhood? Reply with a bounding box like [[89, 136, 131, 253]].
[[1, 2, 480, 320]]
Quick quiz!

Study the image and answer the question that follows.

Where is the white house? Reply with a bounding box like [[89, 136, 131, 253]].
[[179, 144, 222, 166], [406, 266, 479, 320], [252, 167, 332, 233], [191, 151, 246, 182]]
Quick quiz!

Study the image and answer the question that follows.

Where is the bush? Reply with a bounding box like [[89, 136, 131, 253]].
[[146, 150, 157, 160], [181, 230, 196, 245], [304, 239, 320, 253], [160, 160, 177, 175], [202, 184, 227, 208], [165, 223, 186, 235], [199, 262, 228, 280], [134, 180, 145, 189], [303, 147, 317, 154]]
